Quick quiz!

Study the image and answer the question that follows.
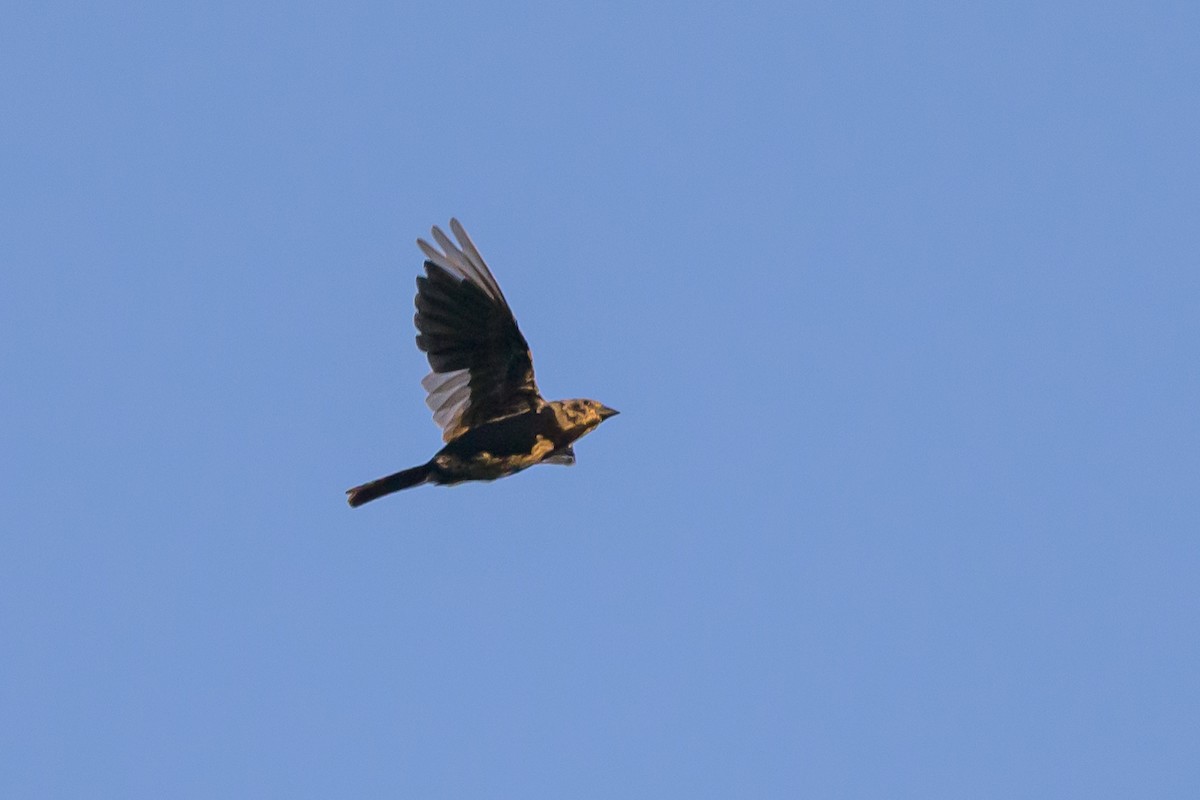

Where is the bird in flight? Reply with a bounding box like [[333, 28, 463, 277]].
[[346, 219, 618, 507]]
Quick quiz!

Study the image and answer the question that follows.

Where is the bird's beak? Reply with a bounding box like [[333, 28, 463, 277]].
[[598, 405, 620, 420]]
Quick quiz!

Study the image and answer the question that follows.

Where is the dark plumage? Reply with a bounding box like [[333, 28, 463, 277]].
[[347, 219, 617, 507]]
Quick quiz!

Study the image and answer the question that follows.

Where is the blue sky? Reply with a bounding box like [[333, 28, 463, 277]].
[[3, 1, 1198, 797]]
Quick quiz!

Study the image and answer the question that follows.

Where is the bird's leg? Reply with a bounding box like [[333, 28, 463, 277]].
[[542, 444, 576, 466]]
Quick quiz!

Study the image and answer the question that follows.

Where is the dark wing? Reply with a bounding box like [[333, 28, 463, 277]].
[[414, 219, 543, 442]]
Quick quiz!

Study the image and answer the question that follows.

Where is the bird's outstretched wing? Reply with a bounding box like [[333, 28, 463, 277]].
[[414, 219, 543, 442]]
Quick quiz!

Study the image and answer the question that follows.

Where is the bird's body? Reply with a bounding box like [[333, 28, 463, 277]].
[[347, 220, 617, 507]]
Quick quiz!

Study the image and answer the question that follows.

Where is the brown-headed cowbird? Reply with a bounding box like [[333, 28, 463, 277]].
[[346, 219, 618, 507]]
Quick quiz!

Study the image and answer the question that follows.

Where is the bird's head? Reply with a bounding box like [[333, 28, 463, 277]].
[[552, 398, 619, 440]]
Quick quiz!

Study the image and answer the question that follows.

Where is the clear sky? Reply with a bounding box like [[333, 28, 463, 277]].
[[3, 2, 1198, 797]]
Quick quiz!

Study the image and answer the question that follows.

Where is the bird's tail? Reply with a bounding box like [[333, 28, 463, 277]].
[[346, 462, 432, 507]]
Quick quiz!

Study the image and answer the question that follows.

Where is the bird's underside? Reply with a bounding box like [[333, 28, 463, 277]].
[[346, 220, 616, 507]]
